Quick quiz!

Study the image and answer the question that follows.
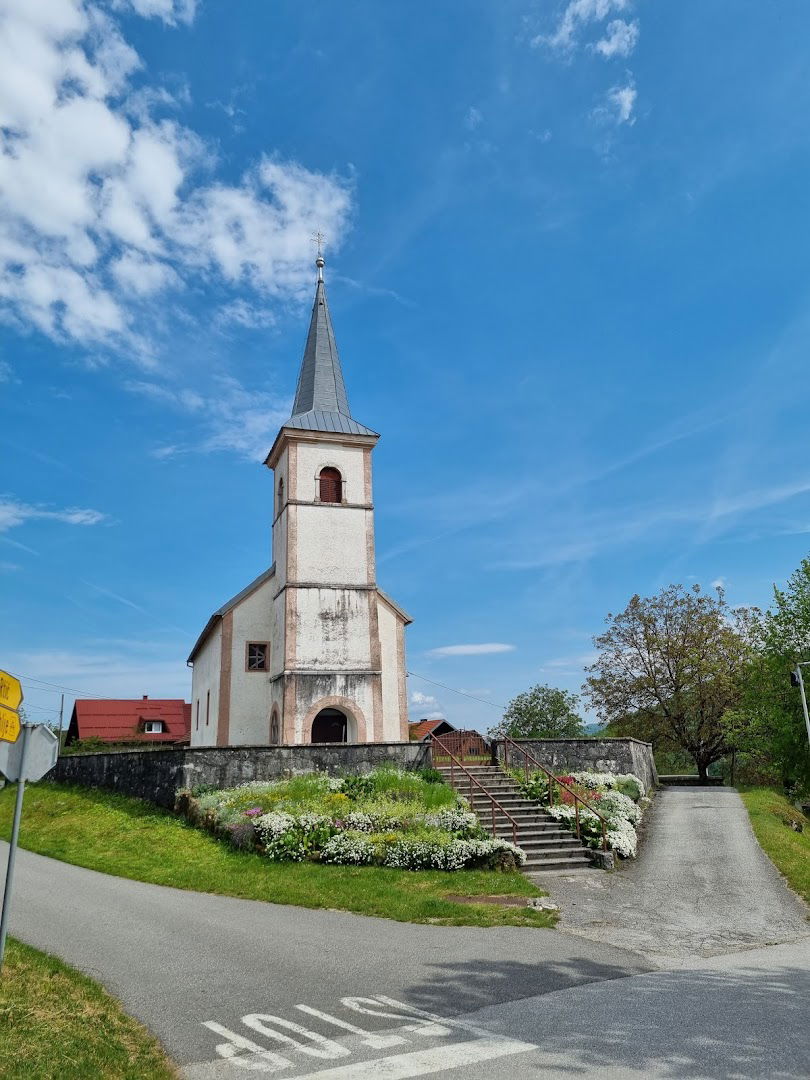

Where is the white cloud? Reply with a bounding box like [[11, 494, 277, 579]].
[[411, 690, 439, 709], [535, 0, 631, 52], [111, 251, 179, 296], [604, 81, 637, 124], [427, 643, 516, 658], [111, 0, 197, 27], [593, 19, 639, 58], [464, 106, 483, 131], [541, 652, 598, 671], [0, 497, 106, 534], [711, 577, 727, 591], [0, 1, 353, 354], [0, 360, 12, 381], [216, 299, 276, 330], [126, 375, 291, 461]]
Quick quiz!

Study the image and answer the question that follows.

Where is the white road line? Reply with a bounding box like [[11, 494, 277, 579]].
[[278, 1037, 537, 1080]]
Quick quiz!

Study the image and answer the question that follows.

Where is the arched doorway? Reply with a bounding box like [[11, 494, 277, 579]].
[[311, 708, 347, 743]]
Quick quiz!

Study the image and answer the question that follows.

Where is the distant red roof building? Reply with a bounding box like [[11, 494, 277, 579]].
[[66, 696, 191, 746], [408, 718, 456, 741]]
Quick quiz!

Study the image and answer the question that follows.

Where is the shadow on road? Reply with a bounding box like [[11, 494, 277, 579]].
[[403, 955, 810, 1078], [402, 953, 644, 1015]]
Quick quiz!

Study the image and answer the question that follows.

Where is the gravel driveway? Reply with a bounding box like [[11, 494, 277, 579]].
[[536, 786, 810, 964]]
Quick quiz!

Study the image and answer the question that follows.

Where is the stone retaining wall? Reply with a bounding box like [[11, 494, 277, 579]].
[[493, 738, 657, 793], [50, 736, 656, 809], [52, 742, 429, 809]]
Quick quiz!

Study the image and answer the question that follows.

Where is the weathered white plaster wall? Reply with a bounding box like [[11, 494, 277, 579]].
[[292, 672, 376, 744], [377, 597, 403, 740], [228, 576, 274, 745], [295, 504, 370, 584], [295, 442, 367, 505], [294, 587, 372, 669], [271, 445, 289, 588], [190, 623, 221, 747]]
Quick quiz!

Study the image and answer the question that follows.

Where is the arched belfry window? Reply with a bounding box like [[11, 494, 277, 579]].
[[319, 467, 343, 504], [277, 477, 284, 514]]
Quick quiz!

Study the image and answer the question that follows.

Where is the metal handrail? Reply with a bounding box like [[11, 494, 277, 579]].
[[431, 733, 520, 846], [500, 735, 608, 851]]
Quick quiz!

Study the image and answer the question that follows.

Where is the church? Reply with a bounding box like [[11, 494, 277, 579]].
[[187, 253, 412, 747]]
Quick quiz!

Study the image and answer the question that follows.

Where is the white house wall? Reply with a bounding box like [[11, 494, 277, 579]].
[[377, 597, 404, 741], [190, 622, 221, 747], [228, 576, 275, 745]]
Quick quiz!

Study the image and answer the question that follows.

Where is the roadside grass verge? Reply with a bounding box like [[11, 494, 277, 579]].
[[0, 938, 176, 1080], [0, 783, 554, 927], [739, 788, 810, 904]]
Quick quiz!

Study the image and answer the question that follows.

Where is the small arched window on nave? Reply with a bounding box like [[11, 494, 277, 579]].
[[319, 467, 343, 504]]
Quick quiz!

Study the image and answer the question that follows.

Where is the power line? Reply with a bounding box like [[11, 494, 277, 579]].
[[407, 670, 506, 713], [10, 672, 106, 699], [17, 666, 507, 716]]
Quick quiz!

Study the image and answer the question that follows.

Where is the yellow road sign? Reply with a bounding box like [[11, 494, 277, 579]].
[[0, 671, 23, 712], [0, 705, 20, 744]]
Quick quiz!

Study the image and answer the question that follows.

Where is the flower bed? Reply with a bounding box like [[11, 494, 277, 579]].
[[511, 769, 648, 858], [176, 767, 525, 872]]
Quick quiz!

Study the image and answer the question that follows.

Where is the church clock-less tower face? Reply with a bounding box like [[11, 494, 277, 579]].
[[262, 255, 411, 744]]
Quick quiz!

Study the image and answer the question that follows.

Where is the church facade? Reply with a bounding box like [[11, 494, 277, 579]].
[[187, 255, 411, 746]]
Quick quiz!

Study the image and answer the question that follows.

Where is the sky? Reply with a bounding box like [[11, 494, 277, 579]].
[[3, 0, 810, 734]]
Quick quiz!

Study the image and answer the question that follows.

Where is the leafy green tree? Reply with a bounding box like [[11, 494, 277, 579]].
[[728, 557, 810, 794], [584, 584, 753, 780], [490, 683, 585, 740]]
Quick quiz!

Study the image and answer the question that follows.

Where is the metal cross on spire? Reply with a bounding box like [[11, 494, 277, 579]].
[[311, 231, 326, 280]]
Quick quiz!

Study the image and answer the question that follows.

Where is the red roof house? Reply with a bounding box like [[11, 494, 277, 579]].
[[66, 696, 191, 746], [408, 717, 456, 741]]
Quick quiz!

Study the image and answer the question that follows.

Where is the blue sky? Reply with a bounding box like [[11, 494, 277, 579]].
[[3, 0, 810, 733]]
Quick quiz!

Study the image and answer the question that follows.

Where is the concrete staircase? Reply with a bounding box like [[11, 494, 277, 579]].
[[438, 763, 593, 872]]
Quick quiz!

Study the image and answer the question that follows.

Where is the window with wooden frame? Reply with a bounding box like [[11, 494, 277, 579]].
[[246, 642, 269, 672], [319, 466, 343, 503]]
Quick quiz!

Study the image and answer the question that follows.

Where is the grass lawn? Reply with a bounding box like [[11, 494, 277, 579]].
[[0, 783, 554, 928], [740, 788, 810, 904], [0, 938, 175, 1080]]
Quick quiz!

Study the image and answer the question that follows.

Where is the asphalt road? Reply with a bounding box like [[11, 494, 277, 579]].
[[4, 786, 809, 1078], [537, 786, 810, 961]]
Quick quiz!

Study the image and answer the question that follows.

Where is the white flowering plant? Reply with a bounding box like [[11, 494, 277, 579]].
[[537, 771, 647, 857], [176, 764, 522, 871]]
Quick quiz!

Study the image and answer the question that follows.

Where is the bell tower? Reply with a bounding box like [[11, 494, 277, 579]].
[[264, 254, 411, 744]]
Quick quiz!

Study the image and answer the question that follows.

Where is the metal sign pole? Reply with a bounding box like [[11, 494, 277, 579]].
[[795, 665, 810, 749], [0, 723, 31, 972]]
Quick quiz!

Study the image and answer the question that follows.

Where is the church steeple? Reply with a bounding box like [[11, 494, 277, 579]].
[[285, 256, 378, 437]]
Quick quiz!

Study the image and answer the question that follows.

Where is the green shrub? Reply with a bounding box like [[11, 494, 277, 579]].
[[417, 767, 445, 785]]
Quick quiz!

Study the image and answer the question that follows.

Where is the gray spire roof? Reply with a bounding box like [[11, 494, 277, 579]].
[[286, 269, 378, 438]]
